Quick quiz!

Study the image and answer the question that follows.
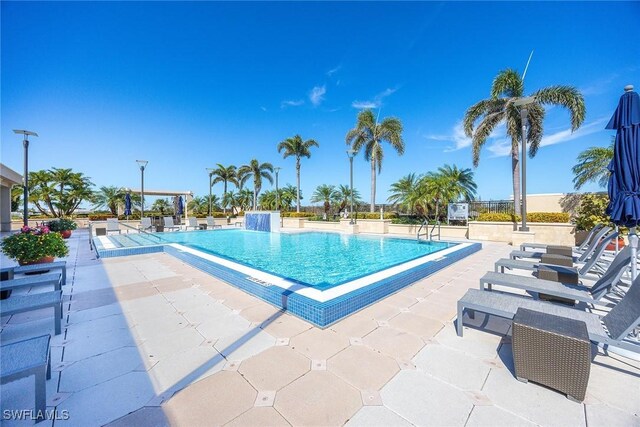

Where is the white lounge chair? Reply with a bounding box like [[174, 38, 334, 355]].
[[106, 218, 121, 234], [163, 216, 179, 232], [186, 217, 201, 230], [138, 217, 154, 232], [206, 216, 222, 229]]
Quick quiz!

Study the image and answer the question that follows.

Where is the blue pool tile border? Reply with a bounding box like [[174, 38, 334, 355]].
[[93, 236, 482, 327]]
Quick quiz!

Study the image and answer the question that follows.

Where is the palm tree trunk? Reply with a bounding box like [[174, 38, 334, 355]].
[[223, 180, 227, 214], [296, 158, 301, 213], [370, 158, 376, 213], [511, 147, 521, 216]]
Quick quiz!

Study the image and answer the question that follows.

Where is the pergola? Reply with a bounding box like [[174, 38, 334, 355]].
[[125, 189, 193, 218], [0, 163, 22, 232]]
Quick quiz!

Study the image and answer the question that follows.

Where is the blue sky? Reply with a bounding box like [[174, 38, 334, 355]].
[[2, 1, 639, 208]]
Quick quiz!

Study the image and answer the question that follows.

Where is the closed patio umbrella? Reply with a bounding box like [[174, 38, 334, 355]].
[[605, 85, 640, 279], [124, 193, 132, 220]]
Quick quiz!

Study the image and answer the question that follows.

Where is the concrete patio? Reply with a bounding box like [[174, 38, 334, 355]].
[[1, 230, 639, 426]]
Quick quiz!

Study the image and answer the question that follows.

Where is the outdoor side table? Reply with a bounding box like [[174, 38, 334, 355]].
[[540, 253, 573, 267], [512, 308, 591, 402], [95, 227, 106, 236], [546, 245, 573, 257], [537, 264, 579, 305], [199, 224, 207, 230]]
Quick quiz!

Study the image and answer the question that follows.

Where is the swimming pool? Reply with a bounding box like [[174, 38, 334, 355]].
[[94, 230, 481, 327], [155, 230, 453, 290]]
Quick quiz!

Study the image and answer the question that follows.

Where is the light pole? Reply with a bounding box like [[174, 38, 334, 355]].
[[514, 96, 535, 232], [206, 168, 215, 215], [347, 150, 356, 224], [274, 167, 281, 211], [136, 160, 148, 218], [13, 130, 38, 227]]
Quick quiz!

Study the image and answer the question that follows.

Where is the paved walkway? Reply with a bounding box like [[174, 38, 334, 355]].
[[1, 230, 639, 426]]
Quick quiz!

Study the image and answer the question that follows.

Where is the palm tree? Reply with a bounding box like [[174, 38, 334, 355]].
[[311, 184, 336, 217], [259, 190, 278, 210], [28, 170, 56, 216], [236, 189, 254, 212], [332, 184, 362, 215], [436, 164, 477, 202], [572, 140, 614, 190], [238, 159, 274, 210], [463, 68, 585, 214], [93, 186, 127, 215], [188, 196, 218, 216], [151, 198, 171, 215], [277, 135, 319, 213], [346, 109, 404, 212], [280, 184, 298, 211], [212, 164, 238, 213], [222, 191, 238, 214], [387, 173, 421, 214]]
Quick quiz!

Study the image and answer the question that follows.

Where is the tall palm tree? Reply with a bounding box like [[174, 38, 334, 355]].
[[572, 139, 614, 190], [277, 135, 319, 213], [346, 109, 404, 212], [93, 186, 127, 215], [436, 164, 477, 202], [311, 184, 336, 216], [463, 68, 585, 214], [387, 173, 421, 214], [238, 159, 274, 210], [212, 164, 238, 213]]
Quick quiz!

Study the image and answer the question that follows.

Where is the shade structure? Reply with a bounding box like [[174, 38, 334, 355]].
[[124, 193, 132, 217], [605, 86, 640, 279]]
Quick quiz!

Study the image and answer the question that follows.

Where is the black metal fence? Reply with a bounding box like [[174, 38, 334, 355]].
[[468, 200, 515, 218]]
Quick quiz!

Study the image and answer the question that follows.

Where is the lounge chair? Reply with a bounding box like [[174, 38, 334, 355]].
[[456, 275, 640, 356], [480, 246, 631, 307], [163, 216, 179, 232], [1, 261, 67, 287], [520, 223, 606, 252], [0, 291, 63, 335], [497, 231, 618, 278], [512, 227, 614, 264], [206, 216, 222, 229], [1, 334, 51, 421], [106, 218, 121, 234], [186, 217, 200, 230], [0, 273, 63, 293], [138, 217, 154, 232]]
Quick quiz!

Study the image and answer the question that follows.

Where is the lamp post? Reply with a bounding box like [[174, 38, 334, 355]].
[[206, 168, 215, 215], [347, 150, 356, 224], [274, 167, 281, 211], [13, 130, 38, 227], [136, 160, 148, 218], [513, 96, 535, 232]]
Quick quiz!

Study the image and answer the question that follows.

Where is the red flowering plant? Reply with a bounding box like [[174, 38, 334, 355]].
[[1, 225, 69, 263]]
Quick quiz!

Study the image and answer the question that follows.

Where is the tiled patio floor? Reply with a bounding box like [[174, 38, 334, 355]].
[[1, 230, 639, 426]]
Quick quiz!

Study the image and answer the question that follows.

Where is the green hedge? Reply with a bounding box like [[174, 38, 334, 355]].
[[477, 212, 570, 223], [281, 212, 315, 218], [356, 212, 398, 220]]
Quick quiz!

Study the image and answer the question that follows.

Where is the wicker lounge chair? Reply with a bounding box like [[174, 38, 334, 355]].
[[520, 224, 607, 253], [456, 275, 640, 356], [480, 246, 631, 306], [0, 291, 63, 335], [1, 334, 51, 421], [497, 231, 618, 278], [163, 216, 180, 232]]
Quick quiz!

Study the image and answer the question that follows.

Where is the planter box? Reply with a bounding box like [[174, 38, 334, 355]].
[[345, 219, 390, 234], [469, 221, 575, 246]]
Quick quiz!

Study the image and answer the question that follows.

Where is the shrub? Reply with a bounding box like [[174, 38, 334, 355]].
[[527, 212, 570, 223], [575, 194, 609, 231], [47, 218, 78, 231], [477, 213, 520, 222], [1, 225, 69, 262], [282, 212, 315, 218], [357, 212, 398, 220], [88, 214, 112, 221]]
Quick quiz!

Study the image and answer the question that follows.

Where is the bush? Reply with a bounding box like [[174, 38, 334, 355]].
[[575, 194, 609, 231], [281, 212, 315, 218], [477, 212, 570, 223], [1, 225, 69, 262], [357, 212, 398, 220], [88, 214, 112, 221], [391, 216, 426, 225], [47, 218, 78, 231]]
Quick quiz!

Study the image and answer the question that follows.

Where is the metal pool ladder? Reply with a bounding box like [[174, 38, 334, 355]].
[[417, 219, 441, 242]]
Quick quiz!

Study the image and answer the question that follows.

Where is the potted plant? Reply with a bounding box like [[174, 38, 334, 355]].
[[1, 225, 69, 265], [48, 218, 78, 239]]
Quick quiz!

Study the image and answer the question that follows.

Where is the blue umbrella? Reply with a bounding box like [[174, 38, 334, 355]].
[[124, 193, 132, 218], [177, 195, 184, 216], [605, 85, 640, 279]]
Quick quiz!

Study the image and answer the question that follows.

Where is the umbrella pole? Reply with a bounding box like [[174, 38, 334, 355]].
[[631, 227, 638, 281]]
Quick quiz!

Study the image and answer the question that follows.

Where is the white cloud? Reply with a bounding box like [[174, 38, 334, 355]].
[[327, 65, 341, 77], [351, 87, 398, 109], [425, 121, 473, 151], [260, 106, 267, 112], [280, 99, 304, 108], [309, 85, 326, 106]]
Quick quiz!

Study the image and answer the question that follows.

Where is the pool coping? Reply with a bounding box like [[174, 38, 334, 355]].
[[93, 234, 482, 327]]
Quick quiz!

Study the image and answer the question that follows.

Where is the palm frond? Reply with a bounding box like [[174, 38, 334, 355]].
[[533, 86, 586, 130], [491, 69, 523, 99]]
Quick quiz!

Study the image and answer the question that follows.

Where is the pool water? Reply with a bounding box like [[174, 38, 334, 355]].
[[155, 229, 454, 290]]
